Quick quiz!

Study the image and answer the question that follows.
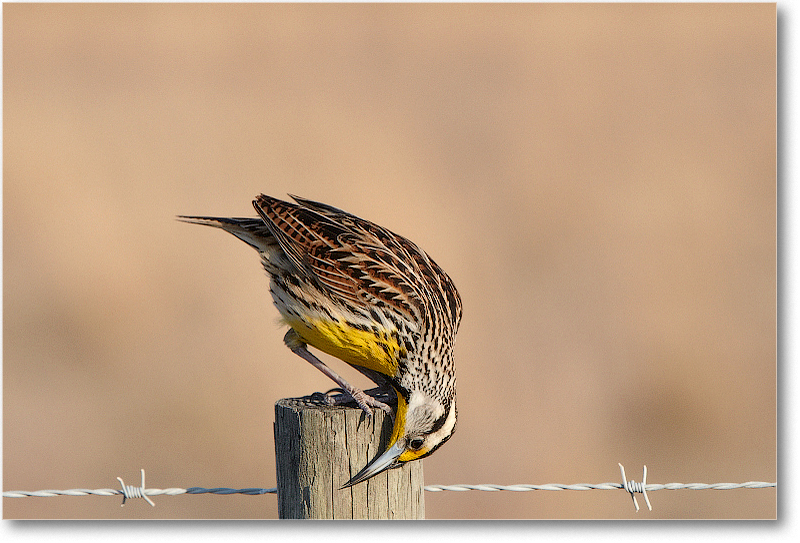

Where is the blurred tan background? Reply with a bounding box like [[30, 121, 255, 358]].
[[3, 3, 775, 519]]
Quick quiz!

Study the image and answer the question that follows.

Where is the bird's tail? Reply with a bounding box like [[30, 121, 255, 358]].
[[177, 215, 277, 252]]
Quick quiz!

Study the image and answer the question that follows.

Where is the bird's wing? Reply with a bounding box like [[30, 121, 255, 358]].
[[294, 195, 461, 331], [253, 195, 430, 322]]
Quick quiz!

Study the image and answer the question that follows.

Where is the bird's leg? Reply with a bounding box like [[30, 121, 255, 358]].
[[322, 386, 396, 420], [284, 329, 393, 416], [351, 366, 396, 398], [322, 363, 397, 421]]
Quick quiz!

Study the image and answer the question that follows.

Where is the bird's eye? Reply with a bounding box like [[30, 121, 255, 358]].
[[408, 437, 425, 450]]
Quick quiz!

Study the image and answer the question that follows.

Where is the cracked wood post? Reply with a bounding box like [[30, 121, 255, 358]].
[[274, 397, 425, 519]]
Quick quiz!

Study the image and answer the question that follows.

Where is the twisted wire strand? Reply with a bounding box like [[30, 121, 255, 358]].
[[3, 488, 196, 498], [2, 464, 775, 513], [424, 481, 777, 492], [3, 481, 775, 497]]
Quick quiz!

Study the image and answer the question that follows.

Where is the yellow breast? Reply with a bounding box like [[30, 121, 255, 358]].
[[285, 316, 405, 378]]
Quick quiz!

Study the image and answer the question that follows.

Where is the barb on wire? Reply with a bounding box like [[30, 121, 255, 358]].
[[117, 469, 155, 507], [619, 463, 651, 512]]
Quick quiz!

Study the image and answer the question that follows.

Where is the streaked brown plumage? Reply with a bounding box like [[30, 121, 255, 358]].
[[179, 194, 461, 486]]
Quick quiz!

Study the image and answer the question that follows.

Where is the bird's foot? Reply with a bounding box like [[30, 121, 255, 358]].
[[320, 388, 394, 418]]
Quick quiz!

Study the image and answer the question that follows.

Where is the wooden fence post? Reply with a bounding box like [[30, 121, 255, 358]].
[[274, 397, 425, 519]]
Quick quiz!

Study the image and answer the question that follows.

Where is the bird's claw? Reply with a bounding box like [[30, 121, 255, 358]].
[[310, 391, 336, 405], [318, 388, 393, 419]]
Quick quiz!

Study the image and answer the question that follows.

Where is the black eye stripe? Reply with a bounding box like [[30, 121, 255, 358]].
[[430, 412, 449, 433]]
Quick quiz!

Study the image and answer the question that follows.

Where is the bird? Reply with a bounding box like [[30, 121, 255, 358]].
[[178, 194, 462, 486]]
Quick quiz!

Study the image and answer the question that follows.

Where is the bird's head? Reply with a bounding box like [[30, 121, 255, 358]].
[[342, 388, 457, 487]]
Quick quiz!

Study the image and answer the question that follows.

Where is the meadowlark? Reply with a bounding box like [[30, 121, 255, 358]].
[[179, 195, 461, 486]]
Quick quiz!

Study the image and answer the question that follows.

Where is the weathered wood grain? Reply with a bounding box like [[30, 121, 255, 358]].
[[274, 397, 424, 519]]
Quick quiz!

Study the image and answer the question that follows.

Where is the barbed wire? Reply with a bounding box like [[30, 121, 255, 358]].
[[3, 465, 776, 513]]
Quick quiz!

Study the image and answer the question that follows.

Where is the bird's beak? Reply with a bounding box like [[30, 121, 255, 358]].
[[341, 440, 405, 488]]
